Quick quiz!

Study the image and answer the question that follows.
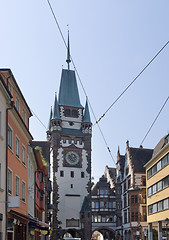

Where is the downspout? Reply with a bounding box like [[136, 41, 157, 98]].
[[5, 101, 14, 240]]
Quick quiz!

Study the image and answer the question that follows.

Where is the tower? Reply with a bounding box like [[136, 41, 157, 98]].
[[47, 35, 92, 240]]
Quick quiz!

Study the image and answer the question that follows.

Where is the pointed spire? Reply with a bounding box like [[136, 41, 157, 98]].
[[52, 92, 60, 119], [48, 106, 53, 130], [83, 98, 91, 123], [66, 30, 71, 70]]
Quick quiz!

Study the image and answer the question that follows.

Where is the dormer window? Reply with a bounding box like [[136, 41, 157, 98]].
[[72, 110, 78, 118], [64, 109, 71, 116], [64, 108, 78, 118]]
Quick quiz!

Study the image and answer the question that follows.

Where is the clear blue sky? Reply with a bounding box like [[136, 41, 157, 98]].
[[1, 1, 169, 182]]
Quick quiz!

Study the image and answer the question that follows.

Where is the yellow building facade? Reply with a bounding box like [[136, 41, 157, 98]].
[[145, 134, 169, 240]]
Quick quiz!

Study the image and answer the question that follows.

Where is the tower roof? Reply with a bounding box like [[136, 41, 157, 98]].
[[52, 93, 60, 119], [83, 99, 91, 123], [58, 69, 83, 108], [48, 106, 53, 130]]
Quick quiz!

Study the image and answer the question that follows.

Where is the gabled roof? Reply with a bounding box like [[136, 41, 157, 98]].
[[129, 147, 153, 172], [152, 134, 168, 157], [80, 197, 90, 213], [58, 69, 83, 108], [83, 99, 91, 123]]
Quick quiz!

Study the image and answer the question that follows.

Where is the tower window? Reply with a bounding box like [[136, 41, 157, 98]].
[[70, 171, 74, 178], [60, 171, 64, 177], [68, 139, 72, 144], [64, 109, 71, 116], [81, 172, 85, 178], [71, 184, 73, 188], [72, 110, 78, 118]]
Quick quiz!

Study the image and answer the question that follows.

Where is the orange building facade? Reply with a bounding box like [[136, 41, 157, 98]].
[[0, 69, 33, 240]]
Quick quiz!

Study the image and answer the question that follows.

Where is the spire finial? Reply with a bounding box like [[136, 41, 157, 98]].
[[66, 28, 71, 70]]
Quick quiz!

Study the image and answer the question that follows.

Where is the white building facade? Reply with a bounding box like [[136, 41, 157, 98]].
[[0, 75, 11, 240]]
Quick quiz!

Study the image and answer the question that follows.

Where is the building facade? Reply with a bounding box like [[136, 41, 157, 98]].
[[117, 141, 153, 240], [145, 134, 169, 240], [91, 172, 116, 240], [0, 73, 12, 240], [0, 69, 33, 240], [47, 38, 92, 240]]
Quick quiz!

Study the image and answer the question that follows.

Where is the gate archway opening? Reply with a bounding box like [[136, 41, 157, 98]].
[[92, 228, 115, 240]]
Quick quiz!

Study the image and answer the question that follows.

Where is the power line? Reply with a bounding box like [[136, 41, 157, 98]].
[[95, 41, 169, 125], [45, 0, 116, 164], [31, 109, 47, 130], [140, 96, 169, 146]]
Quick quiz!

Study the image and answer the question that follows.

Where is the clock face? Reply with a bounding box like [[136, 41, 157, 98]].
[[65, 151, 80, 165]]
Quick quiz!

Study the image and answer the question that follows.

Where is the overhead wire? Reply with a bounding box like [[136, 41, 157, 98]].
[[95, 40, 169, 125], [46, 0, 169, 166], [46, 0, 116, 164], [140, 96, 169, 146]]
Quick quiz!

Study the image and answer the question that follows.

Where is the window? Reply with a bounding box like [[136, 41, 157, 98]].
[[15, 97, 20, 113], [162, 155, 168, 167], [100, 189, 104, 195], [70, 171, 74, 178], [124, 210, 127, 223], [71, 184, 73, 188], [131, 212, 134, 221], [60, 171, 64, 177], [164, 199, 169, 210], [98, 215, 101, 222], [40, 172, 43, 182], [95, 202, 99, 208], [64, 109, 71, 116], [16, 137, 20, 158], [157, 160, 162, 171], [158, 201, 163, 212], [72, 110, 78, 118], [100, 201, 104, 208], [22, 181, 26, 202], [74, 139, 77, 144], [22, 109, 26, 123], [135, 195, 138, 203], [81, 172, 84, 178], [40, 190, 43, 201], [104, 189, 108, 195], [157, 181, 162, 191], [152, 184, 156, 194], [152, 164, 157, 175], [15, 176, 20, 196], [8, 169, 13, 194], [8, 126, 13, 149], [149, 205, 153, 214], [131, 195, 134, 203], [22, 146, 26, 165], [153, 203, 157, 213], [135, 212, 138, 221], [163, 176, 169, 188], [147, 168, 152, 178]]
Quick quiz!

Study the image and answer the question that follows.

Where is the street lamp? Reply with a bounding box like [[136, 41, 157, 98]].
[[165, 218, 169, 240]]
